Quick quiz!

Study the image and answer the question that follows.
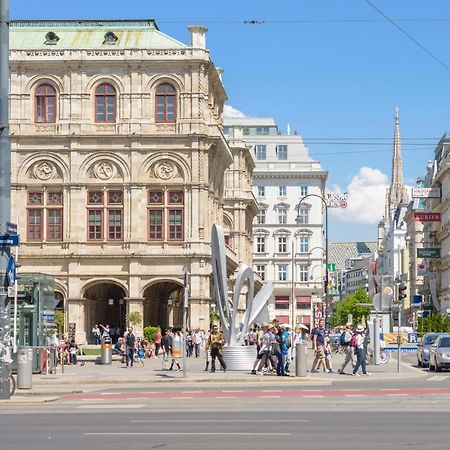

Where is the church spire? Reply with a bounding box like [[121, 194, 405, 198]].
[[387, 108, 409, 214]]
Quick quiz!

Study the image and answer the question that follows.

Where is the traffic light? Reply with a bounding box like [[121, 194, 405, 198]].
[[398, 282, 407, 303]]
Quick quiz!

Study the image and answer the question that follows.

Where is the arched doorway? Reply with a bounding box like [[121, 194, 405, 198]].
[[143, 281, 184, 330], [84, 282, 127, 343]]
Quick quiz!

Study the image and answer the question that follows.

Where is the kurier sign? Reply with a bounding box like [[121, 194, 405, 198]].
[[417, 248, 440, 258], [414, 212, 441, 222], [412, 188, 441, 199]]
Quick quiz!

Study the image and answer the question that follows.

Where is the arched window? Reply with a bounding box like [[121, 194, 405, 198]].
[[95, 83, 116, 123], [35, 84, 56, 123], [155, 83, 176, 123]]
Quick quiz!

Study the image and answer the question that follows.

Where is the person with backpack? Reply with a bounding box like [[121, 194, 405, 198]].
[[337, 322, 354, 374], [352, 324, 371, 376]]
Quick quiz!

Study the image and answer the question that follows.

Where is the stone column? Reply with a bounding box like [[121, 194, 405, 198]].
[[126, 297, 144, 337], [67, 298, 86, 344]]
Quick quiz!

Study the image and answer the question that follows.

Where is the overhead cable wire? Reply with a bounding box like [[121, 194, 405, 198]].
[[364, 0, 450, 74]]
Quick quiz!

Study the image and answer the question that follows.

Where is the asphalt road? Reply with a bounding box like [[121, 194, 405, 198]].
[[0, 411, 448, 450]]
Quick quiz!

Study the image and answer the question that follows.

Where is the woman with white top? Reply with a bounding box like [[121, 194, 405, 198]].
[[352, 325, 371, 376]]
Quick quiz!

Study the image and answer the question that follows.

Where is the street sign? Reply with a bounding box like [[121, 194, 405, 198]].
[[417, 248, 440, 258], [5, 222, 17, 234], [412, 187, 441, 199], [327, 263, 336, 272], [0, 234, 19, 247], [327, 289, 339, 296], [6, 257, 16, 286], [414, 212, 441, 222]]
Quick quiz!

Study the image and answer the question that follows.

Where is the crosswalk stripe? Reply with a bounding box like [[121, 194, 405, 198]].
[[428, 375, 449, 381]]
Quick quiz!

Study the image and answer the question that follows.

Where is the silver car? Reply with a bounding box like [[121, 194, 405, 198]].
[[417, 332, 441, 367], [429, 334, 450, 372]]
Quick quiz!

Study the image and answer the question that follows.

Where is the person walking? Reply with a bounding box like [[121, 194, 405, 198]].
[[154, 328, 162, 356], [170, 330, 182, 371], [193, 329, 203, 358], [207, 324, 227, 372], [310, 319, 332, 373], [92, 324, 101, 345], [352, 325, 371, 376], [338, 323, 354, 374], [161, 329, 172, 371], [125, 326, 136, 367]]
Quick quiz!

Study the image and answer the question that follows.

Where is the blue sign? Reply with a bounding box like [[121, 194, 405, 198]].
[[6, 257, 16, 286], [408, 332, 418, 343], [6, 222, 17, 235], [0, 234, 20, 247], [413, 294, 423, 306]]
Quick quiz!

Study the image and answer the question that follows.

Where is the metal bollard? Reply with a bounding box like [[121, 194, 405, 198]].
[[17, 347, 33, 389], [295, 343, 308, 377], [101, 337, 112, 365]]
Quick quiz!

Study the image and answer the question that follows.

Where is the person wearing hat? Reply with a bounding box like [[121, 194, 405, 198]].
[[352, 324, 371, 376], [337, 322, 355, 375]]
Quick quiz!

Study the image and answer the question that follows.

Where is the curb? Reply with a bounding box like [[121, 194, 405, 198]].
[[0, 396, 60, 405]]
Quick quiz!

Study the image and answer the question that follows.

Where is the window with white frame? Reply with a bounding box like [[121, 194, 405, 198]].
[[278, 208, 287, 224], [297, 206, 309, 225], [278, 264, 288, 281], [257, 186, 266, 197], [277, 145, 288, 160], [279, 186, 287, 197], [256, 236, 266, 253], [255, 145, 267, 160], [277, 236, 287, 253], [257, 208, 266, 224], [298, 234, 309, 253], [300, 185, 308, 197], [256, 265, 266, 281], [299, 264, 309, 282]]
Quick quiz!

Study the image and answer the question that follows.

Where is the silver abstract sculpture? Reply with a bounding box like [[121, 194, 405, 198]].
[[211, 224, 272, 347]]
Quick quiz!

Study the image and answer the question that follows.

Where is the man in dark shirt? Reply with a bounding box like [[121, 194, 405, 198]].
[[125, 327, 136, 367], [161, 329, 172, 371], [310, 319, 331, 373]]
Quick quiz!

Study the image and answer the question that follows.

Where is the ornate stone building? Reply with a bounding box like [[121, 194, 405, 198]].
[[9, 20, 257, 342]]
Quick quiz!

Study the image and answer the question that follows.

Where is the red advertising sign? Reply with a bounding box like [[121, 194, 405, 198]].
[[414, 212, 441, 222]]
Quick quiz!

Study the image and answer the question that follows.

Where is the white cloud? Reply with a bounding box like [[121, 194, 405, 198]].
[[329, 167, 389, 225], [223, 104, 246, 118]]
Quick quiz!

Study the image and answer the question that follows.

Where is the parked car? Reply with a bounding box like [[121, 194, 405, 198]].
[[417, 332, 441, 367], [429, 334, 450, 372]]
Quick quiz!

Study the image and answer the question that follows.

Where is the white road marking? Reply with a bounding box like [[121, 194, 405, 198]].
[[262, 389, 282, 392], [130, 419, 311, 423], [215, 396, 238, 399], [78, 404, 145, 409], [170, 396, 194, 399], [428, 375, 449, 382], [302, 395, 324, 398], [221, 390, 243, 393], [85, 432, 292, 436], [344, 395, 367, 397], [260, 395, 281, 398], [387, 394, 408, 396], [181, 391, 203, 394]]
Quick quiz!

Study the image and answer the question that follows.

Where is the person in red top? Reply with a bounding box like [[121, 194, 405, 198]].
[[154, 328, 162, 356]]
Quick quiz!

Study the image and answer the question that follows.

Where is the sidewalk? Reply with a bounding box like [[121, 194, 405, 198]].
[[7, 348, 422, 397]]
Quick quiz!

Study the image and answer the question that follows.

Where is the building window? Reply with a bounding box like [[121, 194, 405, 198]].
[[296, 295, 311, 310], [148, 190, 184, 241], [297, 207, 309, 225], [257, 209, 266, 224], [27, 190, 63, 241], [298, 235, 309, 253], [278, 264, 288, 281], [279, 186, 286, 197], [256, 126, 270, 135], [35, 84, 56, 123], [255, 145, 267, 160], [155, 83, 176, 123], [256, 236, 266, 253], [95, 83, 116, 123], [277, 236, 287, 253], [257, 186, 266, 197], [275, 295, 289, 309], [300, 186, 308, 197], [277, 145, 288, 160], [87, 189, 123, 240], [278, 208, 287, 224], [299, 264, 309, 282], [256, 265, 266, 281]]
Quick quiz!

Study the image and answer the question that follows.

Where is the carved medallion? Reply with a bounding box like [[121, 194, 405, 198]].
[[33, 161, 56, 180], [155, 161, 176, 180], [93, 161, 116, 180]]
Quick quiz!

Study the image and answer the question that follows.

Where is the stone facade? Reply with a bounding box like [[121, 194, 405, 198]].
[[9, 20, 256, 342]]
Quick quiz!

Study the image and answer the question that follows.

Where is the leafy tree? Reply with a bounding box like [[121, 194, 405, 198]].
[[331, 288, 372, 327], [127, 312, 142, 327], [143, 326, 160, 342], [54, 310, 65, 336]]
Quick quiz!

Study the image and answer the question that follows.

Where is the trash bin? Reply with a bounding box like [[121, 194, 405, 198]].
[[101, 337, 112, 365], [295, 343, 308, 377], [17, 347, 33, 389]]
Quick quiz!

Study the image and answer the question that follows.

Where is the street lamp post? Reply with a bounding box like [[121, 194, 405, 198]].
[[295, 194, 329, 328]]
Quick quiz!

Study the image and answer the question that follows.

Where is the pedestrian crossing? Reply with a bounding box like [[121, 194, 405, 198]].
[[427, 375, 449, 382]]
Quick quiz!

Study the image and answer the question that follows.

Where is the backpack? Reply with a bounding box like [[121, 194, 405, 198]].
[[339, 332, 347, 346], [350, 334, 357, 348], [248, 333, 255, 345]]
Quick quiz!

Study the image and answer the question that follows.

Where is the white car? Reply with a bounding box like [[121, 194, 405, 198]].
[[429, 334, 450, 372]]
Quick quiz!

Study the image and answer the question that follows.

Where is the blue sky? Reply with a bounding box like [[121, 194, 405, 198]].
[[10, 0, 450, 242]]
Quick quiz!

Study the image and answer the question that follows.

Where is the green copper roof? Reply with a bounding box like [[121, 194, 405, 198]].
[[10, 20, 187, 49]]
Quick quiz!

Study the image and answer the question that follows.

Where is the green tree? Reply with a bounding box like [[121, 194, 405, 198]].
[[54, 310, 65, 336], [143, 326, 160, 342], [332, 288, 372, 327], [127, 312, 142, 327]]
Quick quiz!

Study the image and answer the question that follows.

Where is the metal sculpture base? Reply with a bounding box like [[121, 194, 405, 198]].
[[222, 346, 255, 371]]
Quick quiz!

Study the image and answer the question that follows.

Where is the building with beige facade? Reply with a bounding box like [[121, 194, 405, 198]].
[[9, 20, 257, 343]]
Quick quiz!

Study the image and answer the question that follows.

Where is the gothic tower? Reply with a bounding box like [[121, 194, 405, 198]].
[[387, 108, 409, 217]]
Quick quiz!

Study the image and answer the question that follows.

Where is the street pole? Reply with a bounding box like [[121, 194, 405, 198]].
[[291, 239, 295, 333], [182, 269, 189, 378], [0, 0, 11, 400], [397, 243, 402, 373]]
